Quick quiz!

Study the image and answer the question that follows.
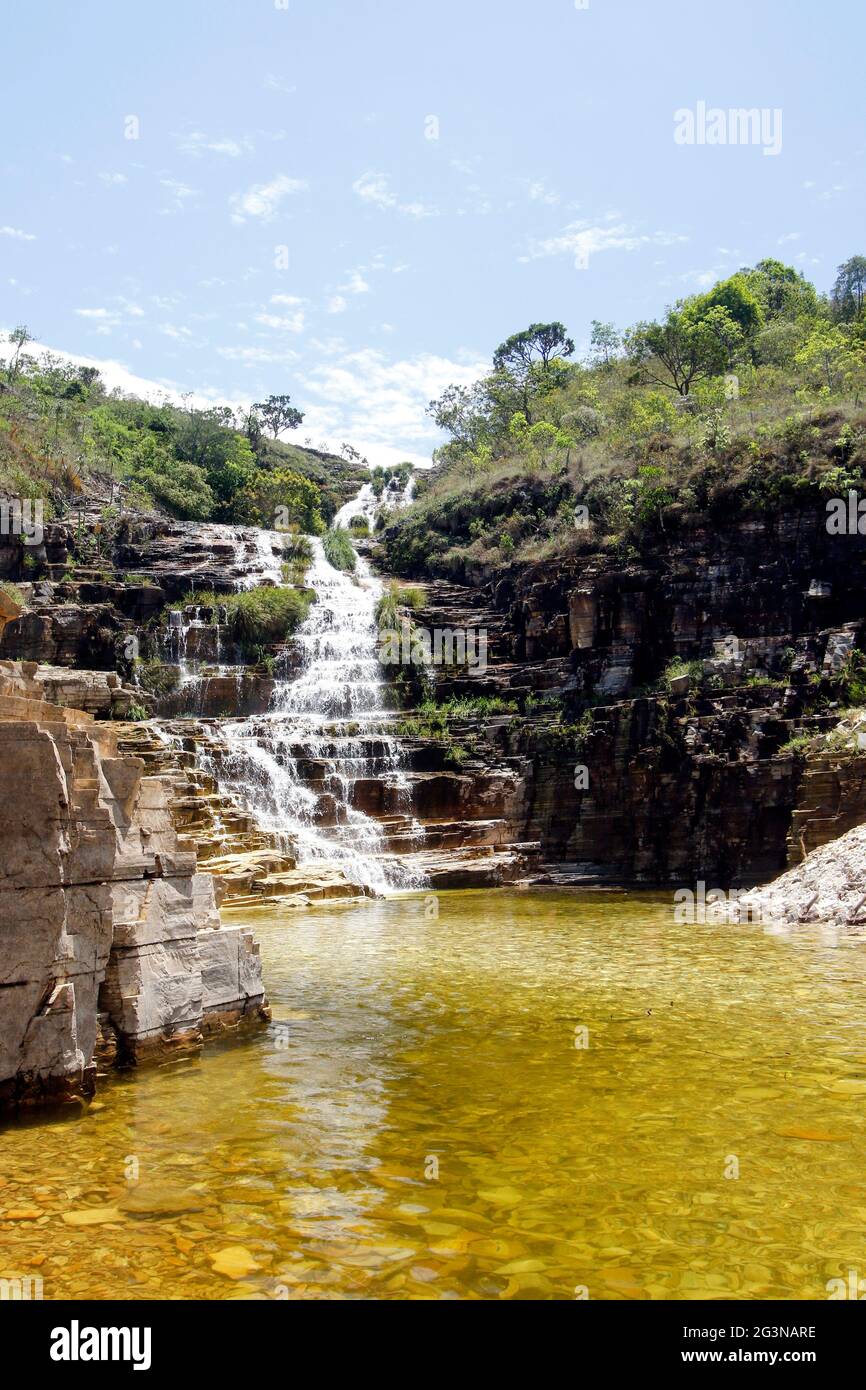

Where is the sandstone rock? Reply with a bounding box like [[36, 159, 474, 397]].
[[0, 660, 269, 1112]]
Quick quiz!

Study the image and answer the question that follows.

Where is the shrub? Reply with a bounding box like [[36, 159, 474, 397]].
[[135, 659, 180, 696], [176, 586, 313, 655], [281, 533, 313, 584], [323, 525, 357, 572]]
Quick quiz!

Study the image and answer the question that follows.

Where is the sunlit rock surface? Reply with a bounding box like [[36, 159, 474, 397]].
[[0, 660, 268, 1111], [740, 822, 866, 928]]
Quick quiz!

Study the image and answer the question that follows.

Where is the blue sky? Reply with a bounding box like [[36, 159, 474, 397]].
[[2, 0, 864, 465]]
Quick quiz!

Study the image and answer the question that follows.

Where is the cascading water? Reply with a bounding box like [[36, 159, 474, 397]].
[[197, 534, 424, 894]]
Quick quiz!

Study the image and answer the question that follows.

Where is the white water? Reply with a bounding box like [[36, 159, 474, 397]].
[[197, 535, 423, 893], [333, 470, 417, 533]]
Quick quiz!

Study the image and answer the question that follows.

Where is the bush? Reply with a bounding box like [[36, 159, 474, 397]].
[[135, 659, 180, 696], [281, 533, 313, 584], [323, 526, 357, 572], [177, 586, 313, 654]]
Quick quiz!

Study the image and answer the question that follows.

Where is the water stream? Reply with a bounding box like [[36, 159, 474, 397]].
[[194, 536, 422, 892]]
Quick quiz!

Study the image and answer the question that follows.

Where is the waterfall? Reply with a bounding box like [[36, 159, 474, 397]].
[[196, 536, 424, 894]]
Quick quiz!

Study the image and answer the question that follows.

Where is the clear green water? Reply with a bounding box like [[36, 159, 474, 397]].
[[2, 889, 866, 1301]]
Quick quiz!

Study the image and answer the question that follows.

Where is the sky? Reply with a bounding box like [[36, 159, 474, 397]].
[[1, 0, 864, 466]]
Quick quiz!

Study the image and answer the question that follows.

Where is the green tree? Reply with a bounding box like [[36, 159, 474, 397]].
[[232, 467, 323, 532], [253, 393, 305, 439], [832, 256, 866, 322], [624, 307, 728, 396], [744, 258, 819, 322], [492, 321, 575, 421], [589, 320, 620, 369], [795, 324, 861, 393], [691, 274, 763, 341], [5, 324, 34, 384]]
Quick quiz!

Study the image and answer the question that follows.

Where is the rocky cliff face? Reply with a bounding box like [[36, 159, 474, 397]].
[[0, 660, 269, 1112], [392, 507, 866, 888]]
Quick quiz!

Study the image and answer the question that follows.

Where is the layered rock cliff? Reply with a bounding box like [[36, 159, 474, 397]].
[[0, 660, 269, 1112]]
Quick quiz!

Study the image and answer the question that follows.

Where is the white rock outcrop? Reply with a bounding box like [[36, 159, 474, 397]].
[[739, 821, 866, 928]]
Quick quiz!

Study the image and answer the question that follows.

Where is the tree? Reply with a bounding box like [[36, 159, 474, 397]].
[[243, 408, 264, 453], [695, 305, 746, 371], [691, 274, 763, 340], [795, 324, 861, 393], [427, 381, 491, 449], [232, 467, 323, 532], [624, 307, 728, 396], [492, 321, 575, 421], [253, 393, 305, 439], [832, 257, 866, 322], [5, 324, 34, 384], [589, 320, 620, 369], [744, 258, 819, 322], [174, 405, 257, 516]]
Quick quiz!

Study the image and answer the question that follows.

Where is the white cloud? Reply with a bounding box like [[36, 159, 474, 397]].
[[178, 131, 254, 158], [76, 307, 114, 320], [778, 231, 801, 244], [352, 171, 437, 219], [229, 174, 308, 224], [217, 344, 301, 365], [1, 225, 36, 241], [527, 180, 560, 206], [326, 295, 348, 314], [298, 347, 488, 467], [159, 178, 199, 212], [522, 220, 686, 266], [342, 269, 370, 295], [264, 73, 296, 93], [270, 294, 305, 307], [254, 310, 305, 333], [98, 172, 128, 186]]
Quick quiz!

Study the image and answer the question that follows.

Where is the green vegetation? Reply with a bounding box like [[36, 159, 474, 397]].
[[0, 579, 26, 608], [380, 256, 866, 581], [175, 586, 313, 656], [661, 658, 705, 692], [0, 334, 359, 528], [281, 534, 314, 585], [374, 580, 427, 631], [134, 658, 180, 697], [323, 526, 357, 573], [398, 694, 518, 738]]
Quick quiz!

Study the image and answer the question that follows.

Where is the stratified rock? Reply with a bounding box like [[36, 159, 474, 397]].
[[0, 660, 269, 1112]]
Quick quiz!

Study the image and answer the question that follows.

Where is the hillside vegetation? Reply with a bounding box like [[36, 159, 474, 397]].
[[0, 341, 366, 530], [380, 255, 866, 580]]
